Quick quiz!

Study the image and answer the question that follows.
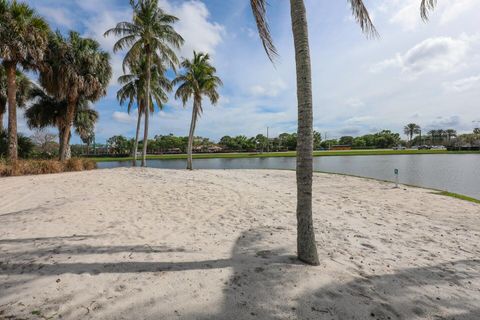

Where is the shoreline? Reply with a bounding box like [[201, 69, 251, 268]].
[[90, 149, 480, 162]]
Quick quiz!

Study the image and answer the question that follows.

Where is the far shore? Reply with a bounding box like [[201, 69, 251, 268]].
[[90, 149, 480, 162]]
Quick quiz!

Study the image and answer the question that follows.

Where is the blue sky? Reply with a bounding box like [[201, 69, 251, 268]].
[[15, 0, 480, 143]]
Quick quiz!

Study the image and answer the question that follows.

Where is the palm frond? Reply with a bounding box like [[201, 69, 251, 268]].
[[250, 0, 278, 62], [348, 0, 379, 38], [420, 0, 437, 21]]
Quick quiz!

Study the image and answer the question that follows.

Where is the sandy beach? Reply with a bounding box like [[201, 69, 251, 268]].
[[0, 168, 479, 319]]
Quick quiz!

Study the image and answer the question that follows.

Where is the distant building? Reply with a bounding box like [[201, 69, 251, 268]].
[[331, 145, 352, 151]]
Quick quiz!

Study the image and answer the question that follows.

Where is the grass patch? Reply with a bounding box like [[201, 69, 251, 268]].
[[91, 149, 480, 162], [435, 191, 480, 204], [0, 158, 97, 177]]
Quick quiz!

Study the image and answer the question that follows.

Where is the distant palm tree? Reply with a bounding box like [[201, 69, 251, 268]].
[[74, 108, 99, 155], [404, 123, 421, 142], [173, 52, 222, 170], [0, 67, 32, 132], [437, 129, 446, 145], [0, 0, 50, 161], [428, 130, 437, 145], [26, 87, 98, 157], [474, 128, 480, 135], [117, 58, 171, 166], [250, 0, 377, 265], [445, 129, 457, 143], [105, 0, 183, 167], [39, 31, 111, 161]]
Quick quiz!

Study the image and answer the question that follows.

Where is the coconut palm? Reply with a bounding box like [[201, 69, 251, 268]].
[[250, 0, 437, 265], [173, 52, 222, 170], [117, 57, 171, 166], [0, 0, 50, 161], [404, 123, 421, 142], [25, 87, 98, 156], [427, 130, 438, 145], [39, 31, 111, 161], [445, 129, 457, 143], [105, 0, 183, 166], [0, 67, 32, 132]]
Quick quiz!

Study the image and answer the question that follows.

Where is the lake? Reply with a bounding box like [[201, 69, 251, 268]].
[[97, 154, 480, 200]]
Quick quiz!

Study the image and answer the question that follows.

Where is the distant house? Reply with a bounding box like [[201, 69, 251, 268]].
[[208, 146, 223, 153], [193, 145, 224, 153], [331, 145, 352, 151]]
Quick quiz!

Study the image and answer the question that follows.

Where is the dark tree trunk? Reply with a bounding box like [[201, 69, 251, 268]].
[[5, 62, 18, 162], [59, 99, 76, 161], [290, 0, 320, 265]]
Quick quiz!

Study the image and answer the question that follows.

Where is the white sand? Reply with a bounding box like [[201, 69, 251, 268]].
[[0, 168, 479, 319]]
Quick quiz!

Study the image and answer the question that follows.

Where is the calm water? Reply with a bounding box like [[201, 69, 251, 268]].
[[98, 154, 480, 200]]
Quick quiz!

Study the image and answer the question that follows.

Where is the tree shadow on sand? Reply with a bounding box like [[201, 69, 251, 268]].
[[1, 229, 480, 319]]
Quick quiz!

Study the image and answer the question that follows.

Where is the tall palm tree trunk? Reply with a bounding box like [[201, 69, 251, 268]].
[[290, 0, 319, 266], [132, 105, 142, 167], [142, 107, 149, 167], [186, 99, 199, 170], [59, 99, 76, 161], [5, 62, 18, 162], [141, 51, 152, 168]]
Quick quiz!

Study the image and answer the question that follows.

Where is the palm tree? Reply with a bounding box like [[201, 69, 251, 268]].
[[173, 52, 222, 170], [250, 0, 437, 265], [0, 67, 32, 132], [427, 130, 437, 145], [0, 0, 49, 161], [445, 129, 457, 143], [117, 58, 171, 166], [105, 0, 183, 167], [404, 123, 421, 142], [39, 31, 111, 161], [74, 108, 99, 155], [26, 87, 98, 156], [437, 129, 446, 145]]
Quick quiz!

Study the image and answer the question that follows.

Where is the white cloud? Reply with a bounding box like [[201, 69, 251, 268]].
[[443, 75, 480, 92], [389, 0, 421, 31], [371, 36, 473, 76], [158, 0, 225, 58], [36, 7, 74, 28], [386, 0, 480, 30], [249, 80, 287, 98], [440, 0, 479, 24], [345, 98, 365, 108], [112, 111, 136, 124]]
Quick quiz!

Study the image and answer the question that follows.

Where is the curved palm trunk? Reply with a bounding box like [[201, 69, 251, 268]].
[[290, 0, 319, 265], [141, 51, 152, 168], [186, 98, 199, 170], [59, 99, 76, 161], [132, 105, 142, 167], [5, 62, 18, 162]]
